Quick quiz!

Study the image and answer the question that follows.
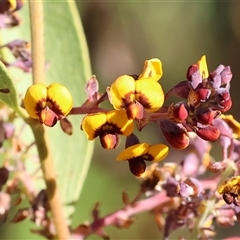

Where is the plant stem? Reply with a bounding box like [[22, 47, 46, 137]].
[[28, 1, 45, 84], [28, 1, 70, 239]]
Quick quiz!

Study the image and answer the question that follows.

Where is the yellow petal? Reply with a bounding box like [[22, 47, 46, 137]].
[[81, 112, 107, 140], [23, 83, 48, 119], [135, 78, 164, 112], [197, 55, 209, 79], [139, 58, 163, 81], [148, 144, 169, 162], [47, 83, 73, 116], [106, 110, 134, 135], [108, 75, 135, 109], [116, 143, 149, 161], [221, 114, 240, 139]]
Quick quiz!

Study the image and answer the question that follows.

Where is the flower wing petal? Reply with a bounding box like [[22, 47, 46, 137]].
[[148, 144, 169, 162], [23, 83, 47, 119], [108, 75, 135, 109], [106, 110, 134, 136], [135, 78, 164, 112], [81, 112, 107, 140], [116, 143, 149, 161], [47, 83, 73, 116]]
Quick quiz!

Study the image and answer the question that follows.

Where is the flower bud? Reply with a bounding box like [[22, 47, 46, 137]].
[[220, 66, 232, 86], [196, 88, 211, 102], [186, 64, 198, 81], [172, 102, 189, 122], [60, 118, 73, 135], [158, 120, 190, 149], [195, 108, 217, 125], [195, 125, 220, 141]]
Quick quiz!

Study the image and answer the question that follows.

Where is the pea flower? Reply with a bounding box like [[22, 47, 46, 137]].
[[116, 143, 169, 176], [107, 58, 164, 120], [23, 83, 73, 127], [81, 109, 134, 149], [218, 176, 240, 206]]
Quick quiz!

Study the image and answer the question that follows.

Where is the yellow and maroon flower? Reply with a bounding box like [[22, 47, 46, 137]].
[[107, 59, 165, 120], [218, 176, 240, 206], [81, 109, 134, 149], [117, 142, 169, 176], [24, 83, 73, 127]]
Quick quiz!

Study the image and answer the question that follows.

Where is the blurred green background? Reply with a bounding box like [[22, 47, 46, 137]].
[[1, 1, 240, 239]]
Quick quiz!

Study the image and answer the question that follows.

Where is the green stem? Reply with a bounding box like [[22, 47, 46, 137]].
[[28, 1, 70, 239]]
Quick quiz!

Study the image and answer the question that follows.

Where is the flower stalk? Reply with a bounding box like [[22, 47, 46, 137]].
[[28, 1, 70, 239]]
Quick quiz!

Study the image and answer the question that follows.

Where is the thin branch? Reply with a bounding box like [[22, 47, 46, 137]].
[[76, 191, 171, 239], [28, 1, 70, 239]]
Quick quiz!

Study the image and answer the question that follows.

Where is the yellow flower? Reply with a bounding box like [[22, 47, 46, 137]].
[[81, 109, 134, 149], [197, 55, 209, 79], [24, 83, 73, 127], [220, 114, 240, 139], [218, 176, 240, 206], [117, 142, 169, 176], [117, 143, 169, 162], [107, 59, 164, 119]]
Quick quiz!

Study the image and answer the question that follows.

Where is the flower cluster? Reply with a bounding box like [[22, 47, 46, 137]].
[[23, 56, 235, 178], [20, 53, 240, 239], [156, 55, 233, 149]]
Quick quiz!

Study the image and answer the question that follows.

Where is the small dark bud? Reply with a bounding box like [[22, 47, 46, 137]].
[[128, 159, 146, 177], [60, 118, 73, 135]]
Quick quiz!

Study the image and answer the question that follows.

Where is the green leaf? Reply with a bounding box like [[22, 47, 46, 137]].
[[0, 1, 94, 221], [0, 61, 25, 116]]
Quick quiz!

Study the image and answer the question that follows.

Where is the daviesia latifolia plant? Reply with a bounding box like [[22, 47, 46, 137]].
[[0, 1, 240, 240]]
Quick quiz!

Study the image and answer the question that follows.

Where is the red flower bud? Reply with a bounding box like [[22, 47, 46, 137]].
[[195, 108, 217, 125], [158, 120, 190, 149], [172, 103, 189, 122], [195, 125, 220, 141]]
